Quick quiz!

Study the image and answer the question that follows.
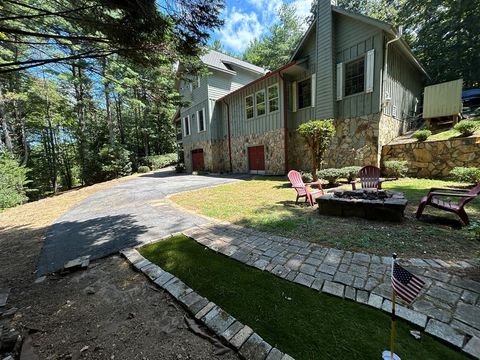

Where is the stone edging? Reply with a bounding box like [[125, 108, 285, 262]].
[[182, 223, 480, 359], [120, 247, 295, 360]]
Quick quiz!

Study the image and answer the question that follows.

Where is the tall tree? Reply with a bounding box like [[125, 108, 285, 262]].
[[243, 3, 304, 70]]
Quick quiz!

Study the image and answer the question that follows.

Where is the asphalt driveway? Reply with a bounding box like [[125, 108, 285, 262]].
[[37, 169, 244, 275]]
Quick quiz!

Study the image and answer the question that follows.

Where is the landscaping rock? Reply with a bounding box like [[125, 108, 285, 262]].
[[382, 300, 427, 327], [239, 333, 272, 360], [463, 336, 480, 359], [121, 248, 144, 264], [454, 302, 480, 330], [293, 273, 315, 287], [163, 278, 192, 300], [426, 285, 460, 306], [221, 321, 244, 341], [425, 319, 465, 348], [154, 272, 174, 287], [333, 272, 354, 286], [0, 289, 10, 307], [195, 302, 215, 320], [63, 255, 90, 271], [356, 290, 369, 304], [266, 348, 284, 360], [142, 264, 164, 281], [367, 294, 383, 309], [344, 286, 356, 300], [205, 309, 236, 334], [133, 258, 151, 271]]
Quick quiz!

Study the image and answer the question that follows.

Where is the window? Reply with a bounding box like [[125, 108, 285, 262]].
[[298, 78, 311, 109], [197, 108, 205, 132], [193, 76, 200, 89], [268, 84, 279, 112], [344, 58, 365, 96], [246, 95, 254, 119], [183, 116, 190, 136], [256, 90, 266, 116]]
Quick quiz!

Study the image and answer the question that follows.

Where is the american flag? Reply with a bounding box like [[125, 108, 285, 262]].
[[392, 262, 425, 303]]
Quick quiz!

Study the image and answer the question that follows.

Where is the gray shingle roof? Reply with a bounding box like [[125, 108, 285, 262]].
[[201, 50, 267, 75]]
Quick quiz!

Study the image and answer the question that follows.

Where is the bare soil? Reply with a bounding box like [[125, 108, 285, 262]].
[[0, 177, 238, 360]]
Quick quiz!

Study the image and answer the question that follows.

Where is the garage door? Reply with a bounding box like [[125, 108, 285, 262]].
[[191, 149, 204, 171], [248, 145, 265, 174]]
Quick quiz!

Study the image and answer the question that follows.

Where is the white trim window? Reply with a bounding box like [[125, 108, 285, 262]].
[[183, 115, 190, 136], [344, 58, 365, 96], [256, 90, 266, 116], [193, 76, 201, 89], [268, 84, 279, 112], [298, 78, 312, 109], [246, 94, 254, 119], [197, 108, 206, 132]]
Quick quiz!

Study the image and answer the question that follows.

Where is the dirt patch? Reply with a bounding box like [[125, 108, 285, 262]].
[[0, 174, 238, 360]]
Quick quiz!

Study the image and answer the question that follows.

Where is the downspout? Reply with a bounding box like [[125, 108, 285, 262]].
[[278, 73, 289, 174], [222, 100, 233, 173], [381, 28, 403, 112]]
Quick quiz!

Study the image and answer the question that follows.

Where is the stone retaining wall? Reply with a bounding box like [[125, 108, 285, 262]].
[[382, 136, 480, 178]]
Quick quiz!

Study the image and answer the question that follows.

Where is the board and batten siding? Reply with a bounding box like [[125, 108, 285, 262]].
[[207, 68, 261, 101], [383, 45, 423, 120], [225, 74, 284, 138], [334, 13, 383, 119], [180, 99, 210, 145]]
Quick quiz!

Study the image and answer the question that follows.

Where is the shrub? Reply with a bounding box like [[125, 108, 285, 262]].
[[301, 171, 313, 183], [454, 120, 480, 137], [469, 221, 480, 241], [298, 119, 336, 180], [99, 145, 132, 180], [175, 163, 185, 173], [413, 129, 432, 141], [141, 153, 177, 170], [317, 168, 343, 185], [340, 166, 361, 182], [450, 167, 480, 184], [137, 166, 151, 173], [0, 151, 30, 210], [384, 160, 408, 179]]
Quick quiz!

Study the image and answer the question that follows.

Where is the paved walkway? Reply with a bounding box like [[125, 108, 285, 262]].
[[183, 222, 480, 358], [37, 169, 244, 275]]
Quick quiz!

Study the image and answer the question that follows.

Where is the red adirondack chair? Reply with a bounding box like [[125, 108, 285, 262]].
[[287, 170, 324, 206], [416, 183, 480, 225], [351, 165, 382, 190]]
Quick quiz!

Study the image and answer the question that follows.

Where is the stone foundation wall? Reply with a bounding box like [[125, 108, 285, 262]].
[[184, 139, 228, 173], [210, 139, 229, 173], [230, 128, 285, 175], [378, 114, 403, 160], [382, 136, 480, 178]]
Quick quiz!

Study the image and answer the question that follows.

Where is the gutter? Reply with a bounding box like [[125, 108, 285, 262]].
[[381, 30, 403, 112], [278, 72, 289, 174], [222, 100, 233, 173]]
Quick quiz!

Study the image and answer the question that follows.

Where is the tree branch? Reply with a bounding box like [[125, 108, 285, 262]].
[[0, 5, 97, 22], [0, 26, 111, 43]]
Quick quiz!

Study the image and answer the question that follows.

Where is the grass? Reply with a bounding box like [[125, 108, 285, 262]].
[[170, 177, 480, 260], [140, 235, 468, 360], [427, 128, 479, 141]]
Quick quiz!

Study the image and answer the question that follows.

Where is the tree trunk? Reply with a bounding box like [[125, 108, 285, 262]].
[[71, 61, 87, 185], [0, 83, 13, 152], [43, 76, 58, 193], [102, 58, 115, 146]]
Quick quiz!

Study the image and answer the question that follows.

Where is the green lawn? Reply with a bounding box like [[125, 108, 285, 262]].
[[140, 235, 467, 360], [170, 177, 480, 260], [428, 128, 480, 141]]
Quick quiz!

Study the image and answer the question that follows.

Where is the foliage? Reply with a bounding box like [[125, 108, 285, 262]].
[[297, 120, 336, 181], [468, 221, 480, 241], [383, 160, 409, 179], [340, 166, 362, 182], [141, 153, 177, 170], [243, 3, 304, 70], [450, 167, 480, 184], [0, 152, 30, 209], [98, 145, 132, 181], [454, 120, 480, 137], [137, 165, 151, 173], [413, 129, 432, 141], [300, 171, 313, 183], [317, 168, 343, 185], [175, 163, 185, 173]]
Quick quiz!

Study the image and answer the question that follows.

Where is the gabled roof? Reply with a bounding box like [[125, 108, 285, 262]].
[[289, 6, 427, 75], [201, 50, 267, 75]]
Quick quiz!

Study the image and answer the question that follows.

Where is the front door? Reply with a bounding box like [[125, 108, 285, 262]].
[[191, 149, 204, 171], [248, 145, 265, 174]]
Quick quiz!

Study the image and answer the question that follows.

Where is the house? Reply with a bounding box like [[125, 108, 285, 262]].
[[175, 0, 426, 175]]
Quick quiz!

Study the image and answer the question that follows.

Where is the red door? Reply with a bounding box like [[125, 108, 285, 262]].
[[191, 149, 204, 171], [248, 146, 265, 174]]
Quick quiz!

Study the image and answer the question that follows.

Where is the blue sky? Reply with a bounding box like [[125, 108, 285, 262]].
[[209, 0, 313, 55]]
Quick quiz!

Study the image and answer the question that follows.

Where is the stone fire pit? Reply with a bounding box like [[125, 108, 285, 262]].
[[316, 189, 408, 222]]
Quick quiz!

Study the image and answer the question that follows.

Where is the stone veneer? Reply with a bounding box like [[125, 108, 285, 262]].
[[184, 139, 229, 173], [289, 113, 400, 171], [230, 128, 285, 175], [382, 135, 480, 178]]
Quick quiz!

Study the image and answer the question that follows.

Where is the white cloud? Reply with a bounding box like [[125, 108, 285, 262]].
[[291, 0, 314, 26], [217, 7, 264, 53]]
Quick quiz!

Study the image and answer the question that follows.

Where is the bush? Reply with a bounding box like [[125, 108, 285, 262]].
[[141, 153, 177, 170], [317, 168, 343, 185], [99, 145, 132, 180], [137, 166, 151, 173], [301, 171, 313, 183], [454, 120, 480, 137], [413, 129, 432, 141], [384, 160, 408, 179], [175, 163, 185, 173], [450, 167, 480, 184], [340, 166, 361, 182], [0, 152, 30, 210]]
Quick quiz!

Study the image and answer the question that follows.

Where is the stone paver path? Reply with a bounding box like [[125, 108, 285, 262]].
[[37, 170, 244, 275], [183, 222, 480, 358]]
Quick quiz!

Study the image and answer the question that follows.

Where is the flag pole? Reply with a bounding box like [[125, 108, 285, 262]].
[[390, 253, 397, 360]]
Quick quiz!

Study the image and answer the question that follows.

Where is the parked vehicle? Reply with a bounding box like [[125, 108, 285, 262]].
[[462, 89, 480, 118]]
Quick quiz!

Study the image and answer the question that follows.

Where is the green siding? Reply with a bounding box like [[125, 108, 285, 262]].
[[384, 44, 423, 120], [334, 13, 383, 118], [180, 99, 210, 145], [226, 74, 284, 138]]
